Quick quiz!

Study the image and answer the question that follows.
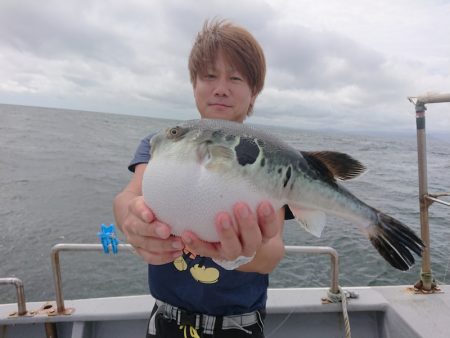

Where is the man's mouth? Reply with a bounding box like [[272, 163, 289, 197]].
[[209, 103, 231, 108]]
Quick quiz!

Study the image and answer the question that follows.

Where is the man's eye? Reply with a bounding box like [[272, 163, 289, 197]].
[[230, 76, 242, 81]]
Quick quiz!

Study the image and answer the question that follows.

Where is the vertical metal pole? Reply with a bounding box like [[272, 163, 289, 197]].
[[329, 250, 339, 295], [14, 279, 27, 316], [51, 245, 65, 314], [415, 101, 433, 290], [45, 323, 58, 338], [0, 278, 27, 315]]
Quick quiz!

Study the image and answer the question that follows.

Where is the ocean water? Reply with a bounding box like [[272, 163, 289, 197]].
[[1, 103, 449, 304]]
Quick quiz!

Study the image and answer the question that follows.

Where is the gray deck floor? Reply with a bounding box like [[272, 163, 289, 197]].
[[1, 285, 449, 338]]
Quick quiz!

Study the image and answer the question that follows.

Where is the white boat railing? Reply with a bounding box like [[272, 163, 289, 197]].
[[0, 278, 27, 316], [408, 92, 450, 291], [284, 245, 339, 293], [50, 243, 136, 315], [47, 243, 341, 315]]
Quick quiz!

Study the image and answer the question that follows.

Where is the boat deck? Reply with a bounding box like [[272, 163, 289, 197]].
[[1, 285, 449, 337]]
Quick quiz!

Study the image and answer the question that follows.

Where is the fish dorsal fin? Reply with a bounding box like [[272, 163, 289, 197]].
[[289, 206, 326, 237], [301, 151, 366, 181]]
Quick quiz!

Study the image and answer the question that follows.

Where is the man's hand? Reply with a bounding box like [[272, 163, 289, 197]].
[[180, 201, 279, 261], [120, 196, 184, 265]]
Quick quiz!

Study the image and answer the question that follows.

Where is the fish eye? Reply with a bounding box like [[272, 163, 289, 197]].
[[167, 126, 181, 138]]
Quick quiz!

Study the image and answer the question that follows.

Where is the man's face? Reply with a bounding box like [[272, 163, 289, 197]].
[[193, 51, 256, 123]]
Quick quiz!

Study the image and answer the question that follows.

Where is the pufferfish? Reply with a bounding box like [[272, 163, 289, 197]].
[[142, 119, 423, 271]]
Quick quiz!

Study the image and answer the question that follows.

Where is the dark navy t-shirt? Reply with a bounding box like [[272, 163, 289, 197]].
[[129, 133, 269, 315]]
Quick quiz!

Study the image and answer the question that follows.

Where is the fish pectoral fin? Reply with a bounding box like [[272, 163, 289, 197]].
[[301, 151, 366, 181], [290, 207, 326, 237], [203, 144, 235, 171]]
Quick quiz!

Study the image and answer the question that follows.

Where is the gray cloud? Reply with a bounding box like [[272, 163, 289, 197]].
[[0, 0, 449, 134], [0, 1, 134, 65]]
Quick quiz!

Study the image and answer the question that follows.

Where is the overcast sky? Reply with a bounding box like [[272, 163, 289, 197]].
[[1, 0, 449, 134]]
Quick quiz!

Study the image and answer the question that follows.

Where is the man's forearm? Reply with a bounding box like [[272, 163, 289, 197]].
[[113, 189, 139, 232], [237, 235, 285, 274], [113, 164, 146, 232]]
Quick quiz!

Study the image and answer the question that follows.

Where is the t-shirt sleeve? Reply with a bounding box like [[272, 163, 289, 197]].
[[128, 133, 155, 173]]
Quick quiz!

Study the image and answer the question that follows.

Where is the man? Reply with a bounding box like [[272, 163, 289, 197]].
[[113, 19, 287, 338]]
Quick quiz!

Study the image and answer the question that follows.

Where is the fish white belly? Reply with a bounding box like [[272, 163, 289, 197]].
[[142, 159, 280, 242]]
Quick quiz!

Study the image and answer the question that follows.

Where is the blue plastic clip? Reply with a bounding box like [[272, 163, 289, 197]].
[[97, 223, 119, 254]]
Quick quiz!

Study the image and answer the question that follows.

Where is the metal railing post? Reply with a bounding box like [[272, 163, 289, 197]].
[[284, 246, 339, 294], [415, 101, 433, 291], [51, 243, 135, 314], [0, 277, 27, 316], [409, 92, 450, 291]]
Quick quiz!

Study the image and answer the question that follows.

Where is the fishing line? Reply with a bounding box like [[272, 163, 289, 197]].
[[265, 307, 295, 338], [442, 247, 450, 284]]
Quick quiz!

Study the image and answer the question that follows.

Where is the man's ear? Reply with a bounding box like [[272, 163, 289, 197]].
[[247, 94, 257, 116]]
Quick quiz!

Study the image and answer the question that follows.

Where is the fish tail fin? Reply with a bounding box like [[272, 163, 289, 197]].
[[369, 212, 424, 271]]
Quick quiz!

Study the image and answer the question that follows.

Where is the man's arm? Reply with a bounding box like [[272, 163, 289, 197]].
[[113, 164, 145, 232]]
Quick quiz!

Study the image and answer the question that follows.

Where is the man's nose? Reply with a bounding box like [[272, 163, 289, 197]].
[[213, 77, 230, 96]]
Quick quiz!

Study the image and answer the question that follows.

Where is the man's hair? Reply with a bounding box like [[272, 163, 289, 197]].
[[188, 19, 266, 98]]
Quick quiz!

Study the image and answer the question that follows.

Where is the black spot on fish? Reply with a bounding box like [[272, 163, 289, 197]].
[[278, 168, 282, 174], [235, 137, 260, 166], [225, 134, 235, 142], [212, 130, 224, 138], [283, 166, 292, 188], [260, 157, 265, 167]]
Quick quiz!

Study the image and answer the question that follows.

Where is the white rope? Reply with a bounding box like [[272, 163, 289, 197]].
[[327, 287, 352, 338], [339, 287, 351, 338]]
